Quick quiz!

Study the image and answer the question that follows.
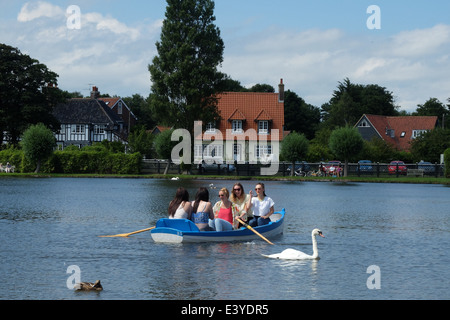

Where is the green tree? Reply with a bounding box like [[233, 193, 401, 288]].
[[0, 43, 62, 145], [154, 129, 177, 174], [21, 123, 56, 173], [123, 94, 156, 129], [148, 0, 225, 135], [128, 126, 155, 158], [410, 128, 450, 163], [413, 98, 449, 129], [284, 90, 321, 140], [329, 126, 364, 176], [321, 78, 398, 129], [280, 132, 309, 176]]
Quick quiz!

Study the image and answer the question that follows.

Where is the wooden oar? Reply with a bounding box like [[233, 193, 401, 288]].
[[237, 218, 274, 245], [99, 227, 155, 238]]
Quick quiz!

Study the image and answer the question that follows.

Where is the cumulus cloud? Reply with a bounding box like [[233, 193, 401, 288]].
[[8, 1, 450, 112], [10, 1, 160, 97], [222, 24, 450, 112], [390, 24, 450, 57], [17, 1, 64, 22]]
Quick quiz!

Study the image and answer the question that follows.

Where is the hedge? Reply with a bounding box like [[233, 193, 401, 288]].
[[0, 149, 141, 174]]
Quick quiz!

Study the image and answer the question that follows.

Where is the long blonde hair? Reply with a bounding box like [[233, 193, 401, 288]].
[[219, 187, 229, 199]]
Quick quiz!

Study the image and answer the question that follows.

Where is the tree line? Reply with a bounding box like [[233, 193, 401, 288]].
[[2, 0, 450, 173]]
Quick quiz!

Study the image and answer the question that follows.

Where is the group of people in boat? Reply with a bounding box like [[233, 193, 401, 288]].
[[168, 182, 275, 232]]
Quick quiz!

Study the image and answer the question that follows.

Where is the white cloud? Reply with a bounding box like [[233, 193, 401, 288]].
[[17, 1, 64, 22], [8, 1, 161, 97], [221, 24, 450, 112], [8, 2, 450, 113], [390, 24, 450, 57], [84, 12, 141, 41]]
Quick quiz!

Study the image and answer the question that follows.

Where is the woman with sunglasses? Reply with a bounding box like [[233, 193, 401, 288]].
[[230, 183, 252, 225], [209, 188, 241, 231], [248, 183, 274, 227]]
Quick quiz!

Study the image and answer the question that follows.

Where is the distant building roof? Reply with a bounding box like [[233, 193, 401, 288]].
[[53, 98, 123, 130], [355, 114, 438, 151]]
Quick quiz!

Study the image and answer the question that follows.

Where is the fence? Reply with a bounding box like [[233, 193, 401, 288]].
[[141, 160, 446, 178]]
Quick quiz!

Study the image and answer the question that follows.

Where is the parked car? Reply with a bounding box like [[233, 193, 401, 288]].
[[418, 161, 435, 173], [388, 161, 407, 175], [358, 160, 374, 173], [198, 160, 235, 174]]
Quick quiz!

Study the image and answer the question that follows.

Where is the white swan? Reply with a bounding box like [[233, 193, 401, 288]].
[[262, 229, 325, 260]]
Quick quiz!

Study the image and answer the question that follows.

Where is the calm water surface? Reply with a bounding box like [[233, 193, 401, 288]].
[[0, 177, 449, 300]]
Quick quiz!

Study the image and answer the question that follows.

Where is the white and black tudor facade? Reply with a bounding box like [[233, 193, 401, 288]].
[[52, 97, 125, 150]]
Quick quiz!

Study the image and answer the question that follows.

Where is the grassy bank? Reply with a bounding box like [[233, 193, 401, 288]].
[[1, 172, 449, 185]]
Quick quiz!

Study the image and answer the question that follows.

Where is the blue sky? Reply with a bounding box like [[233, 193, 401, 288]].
[[1, 1, 450, 112]]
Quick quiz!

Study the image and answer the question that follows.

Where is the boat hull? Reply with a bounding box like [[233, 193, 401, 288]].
[[151, 209, 285, 243]]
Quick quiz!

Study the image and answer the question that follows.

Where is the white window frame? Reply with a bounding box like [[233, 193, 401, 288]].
[[232, 120, 243, 133], [94, 125, 106, 135], [258, 121, 269, 134], [412, 130, 427, 139], [205, 122, 216, 133], [255, 144, 272, 158], [71, 125, 85, 134]]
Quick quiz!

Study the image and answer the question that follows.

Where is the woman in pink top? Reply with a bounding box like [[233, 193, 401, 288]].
[[209, 188, 241, 231]]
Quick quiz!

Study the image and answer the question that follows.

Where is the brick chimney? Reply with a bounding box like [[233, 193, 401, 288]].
[[91, 86, 100, 99], [278, 79, 285, 102]]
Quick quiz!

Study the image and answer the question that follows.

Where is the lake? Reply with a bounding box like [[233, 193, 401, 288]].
[[0, 177, 449, 301]]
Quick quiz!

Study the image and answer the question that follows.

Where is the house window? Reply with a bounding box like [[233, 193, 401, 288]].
[[118, 102, 123, 115], [234, 144, 242, 162], [258, 121, 269, 134], [94, 125, 106, 134], [71, 125, 85, 134], [256, 145, 272, 158], [400, 131, 406, 138], [203, 144, 223, 161], [206, 122, 216, 133], [232, 120, 243, 133], [412, 130, 427, 139], [359, 120, 368, 127]]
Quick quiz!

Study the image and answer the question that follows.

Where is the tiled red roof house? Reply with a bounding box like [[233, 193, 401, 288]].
[[355, 114, 438, 151], [199, 80, 286, 163]]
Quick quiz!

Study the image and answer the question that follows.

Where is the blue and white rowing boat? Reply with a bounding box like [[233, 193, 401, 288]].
[[150, 208, 285, 243]]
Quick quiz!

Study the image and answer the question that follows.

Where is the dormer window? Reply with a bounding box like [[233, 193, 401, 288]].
[[118, 101, 123, 115], [412, 130, 427, 139], [258, 121, 269, 134], [232, 120, 243, 133]]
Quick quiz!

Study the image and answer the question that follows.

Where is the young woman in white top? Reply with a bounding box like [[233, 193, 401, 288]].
[[247, 183, 274, 227], [168, 187, 192, 219]]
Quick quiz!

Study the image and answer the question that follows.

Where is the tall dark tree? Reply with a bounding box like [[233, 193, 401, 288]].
[[321, 78, 398, 129], [284, 90, 321, 140], [0, 44, 62, 145], [413, 97, 449, 129], [148, 0, 225, 135]]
